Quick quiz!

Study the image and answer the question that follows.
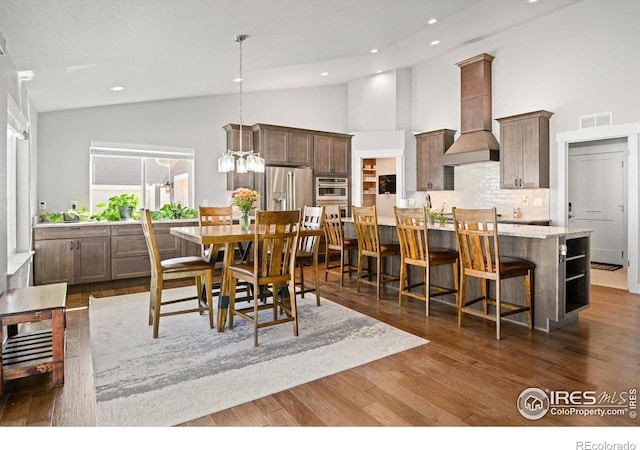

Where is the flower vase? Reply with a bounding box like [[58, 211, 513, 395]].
[[240, 211, 250, 231]]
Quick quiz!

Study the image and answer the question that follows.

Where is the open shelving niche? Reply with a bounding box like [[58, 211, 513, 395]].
[[362, 158, 377, 207], [563, 236, 590, 315]]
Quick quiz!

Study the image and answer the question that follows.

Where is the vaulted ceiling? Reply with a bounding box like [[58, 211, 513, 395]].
[[0, 0, 581, 112]]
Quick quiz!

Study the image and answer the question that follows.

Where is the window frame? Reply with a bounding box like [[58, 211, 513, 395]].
[[89, 141, 195, 213]]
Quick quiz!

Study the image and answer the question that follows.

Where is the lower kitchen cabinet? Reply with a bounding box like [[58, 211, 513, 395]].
[[33, 226, 111, 285], [33, 221, 199, 285]]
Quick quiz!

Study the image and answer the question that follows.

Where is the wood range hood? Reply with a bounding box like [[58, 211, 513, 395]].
[[442, 53, 500, 166]]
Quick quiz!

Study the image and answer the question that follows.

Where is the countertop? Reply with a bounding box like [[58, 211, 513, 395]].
[[348, 216, 593, 239], [33, 218, 199, 228]]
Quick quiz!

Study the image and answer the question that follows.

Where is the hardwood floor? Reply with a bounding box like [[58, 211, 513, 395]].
[[0, 272, 638, 429]]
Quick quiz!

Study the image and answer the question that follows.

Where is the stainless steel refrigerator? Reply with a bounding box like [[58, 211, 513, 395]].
[[264, 166, 313, 211]]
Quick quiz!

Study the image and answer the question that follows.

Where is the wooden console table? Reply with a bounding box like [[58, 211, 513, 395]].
[[0, 283, 67, 395]]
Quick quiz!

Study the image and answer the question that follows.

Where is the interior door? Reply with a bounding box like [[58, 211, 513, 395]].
[[568, 142, 626, 265]]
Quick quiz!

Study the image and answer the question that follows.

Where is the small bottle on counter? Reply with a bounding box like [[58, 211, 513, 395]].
[[513, 207, 521, 219]]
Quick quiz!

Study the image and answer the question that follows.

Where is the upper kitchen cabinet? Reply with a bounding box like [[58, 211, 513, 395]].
[[223, 123, 255, 190], [497, 110, 554, 189], [415, 129, 456, 191], [313, 133, 352, 177], [252, 124, 313, 166]]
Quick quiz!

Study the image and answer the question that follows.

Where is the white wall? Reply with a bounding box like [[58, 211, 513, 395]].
[[348, 69, 413, 132], [38, 84, 347, 212]]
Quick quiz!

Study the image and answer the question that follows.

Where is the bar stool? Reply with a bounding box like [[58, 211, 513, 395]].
[[451, 207, 534, 339], [394, 206, 459, 316], [352, 205, 400, 299], [323, 205, 357, 286]]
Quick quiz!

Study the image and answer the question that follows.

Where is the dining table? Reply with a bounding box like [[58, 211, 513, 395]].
[[170, 224, 255, 332]]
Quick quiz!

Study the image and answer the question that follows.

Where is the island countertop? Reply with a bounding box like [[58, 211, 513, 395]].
[[346, 216, 593, 239]]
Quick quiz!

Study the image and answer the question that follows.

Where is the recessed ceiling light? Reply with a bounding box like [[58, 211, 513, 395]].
[[370, 48, 378, 54], [110, 85, 125, 92], [376, 70, 383, 74], [320, 72, 329, 77], [233, 77, 243, 83], [527, 0, 539, 3], [430, 40, 440, 46], [428, 18, 438, 25]]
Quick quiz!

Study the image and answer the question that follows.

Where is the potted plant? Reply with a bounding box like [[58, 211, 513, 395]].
[[92, 194, 140, 221], [152, 203, 198, 220]]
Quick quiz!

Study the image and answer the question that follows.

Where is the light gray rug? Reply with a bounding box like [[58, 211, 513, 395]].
[[89, 287, 428, 427]]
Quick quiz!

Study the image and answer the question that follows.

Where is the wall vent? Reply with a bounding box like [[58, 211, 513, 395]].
[[579, 112, 613, 129]]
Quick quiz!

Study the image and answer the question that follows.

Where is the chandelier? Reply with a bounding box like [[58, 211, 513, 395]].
[[218, 34, 265, 173]]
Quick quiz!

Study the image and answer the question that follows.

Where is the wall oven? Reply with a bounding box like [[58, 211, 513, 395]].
[[316, 177, 348, 200], [316, 177, 349, 217]]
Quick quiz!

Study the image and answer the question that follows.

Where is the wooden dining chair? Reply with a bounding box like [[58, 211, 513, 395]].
[[295, 205, 325, 306], [352, 205, 400, 299], [141, 209, 214, 338], [198, 205, 233, 297], [451, 207, 534, 339], [198, 205, 232, 260], [227, 209, 301, 346], [394, 206, 459, 316], [323, 205, 357, 286]]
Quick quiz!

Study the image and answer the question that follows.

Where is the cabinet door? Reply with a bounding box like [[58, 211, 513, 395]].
[[521, 117, 543, 188], [500, 120, 523, 189], [313, 135, 332, 173], [330, 138, 349, 176], [263, 128, 288, 164], [416, 135, 433, 190], [288, 132, 312, 166], [34, 239, 75, 285], [75, 236, 111, 284]]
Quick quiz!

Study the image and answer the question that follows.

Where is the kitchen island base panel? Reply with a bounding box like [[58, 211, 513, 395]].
[[344, 220, 591, 333]]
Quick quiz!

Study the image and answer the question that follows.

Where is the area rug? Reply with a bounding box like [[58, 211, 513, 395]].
[[591, 262, 623, 271], [89, 287, 428, 426]]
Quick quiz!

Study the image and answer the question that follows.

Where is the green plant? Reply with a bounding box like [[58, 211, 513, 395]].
[[427, 208, 448, 225], [92, 194, 140, 221], [152, 203, 198, 220], [39, 211, 64, 223]]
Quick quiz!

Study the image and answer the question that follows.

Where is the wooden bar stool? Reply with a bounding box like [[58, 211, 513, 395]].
[[352, 205, 400, 299], [394, 206, 459, 316], [323, 205, 357, 286], [451, 207, 534, 339]]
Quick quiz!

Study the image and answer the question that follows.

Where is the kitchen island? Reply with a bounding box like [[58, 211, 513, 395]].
[[344, 217, 593, 332]]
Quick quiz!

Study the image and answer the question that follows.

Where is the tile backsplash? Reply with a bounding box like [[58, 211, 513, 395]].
[[408, 161, 550, 221]]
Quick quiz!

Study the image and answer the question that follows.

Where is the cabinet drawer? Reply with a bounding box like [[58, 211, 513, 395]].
[[110, 224, 143, 236], [111, 255, 152, 279], [34, 226, 110, 240], [111, 234, 180, 258]]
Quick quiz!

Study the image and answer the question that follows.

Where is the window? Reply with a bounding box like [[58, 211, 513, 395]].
[[7, 126, 17, 257], [6, 97, 29, 261], [90, 142, 195, 213]]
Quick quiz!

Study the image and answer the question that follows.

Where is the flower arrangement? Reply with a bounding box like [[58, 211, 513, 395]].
[[231, 188, 259, 214]]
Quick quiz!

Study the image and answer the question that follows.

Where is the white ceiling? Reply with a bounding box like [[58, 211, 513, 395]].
[[0, 0, 581, 113]]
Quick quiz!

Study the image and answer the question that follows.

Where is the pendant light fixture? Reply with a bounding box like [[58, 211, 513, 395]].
[[218, 34, 265, 173]]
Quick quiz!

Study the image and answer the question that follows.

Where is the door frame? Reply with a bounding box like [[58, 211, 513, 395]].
[[555, 123, 640, 293]]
